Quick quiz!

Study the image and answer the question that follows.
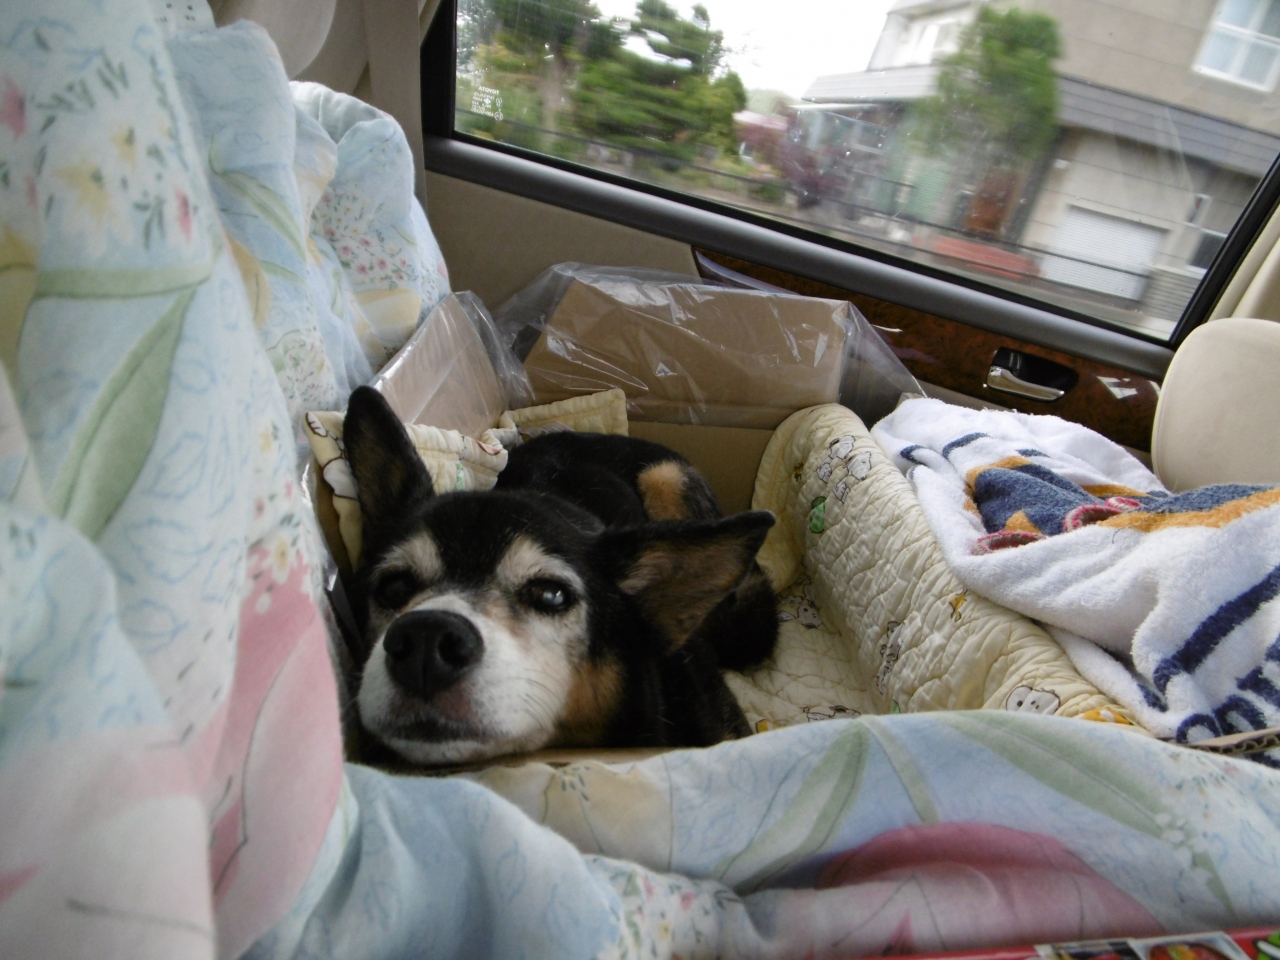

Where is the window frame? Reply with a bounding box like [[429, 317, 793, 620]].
[[1194, 0, 1280, 92], [420, 0, 1277, 366], [1190, 229, 1230, 272], [900, 14, 964, 66]]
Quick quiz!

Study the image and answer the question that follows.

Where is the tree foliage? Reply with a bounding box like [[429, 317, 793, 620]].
[[909, 6, 1061, 169], [459, 0, 745, 161], [634, 1, 723, 73], [572, 1, 743, 159], [491, 0, 591, 60], [706, 69, 747, 150]]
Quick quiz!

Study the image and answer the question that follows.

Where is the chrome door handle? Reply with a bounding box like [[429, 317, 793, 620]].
[[986, 364, 1065, 402]]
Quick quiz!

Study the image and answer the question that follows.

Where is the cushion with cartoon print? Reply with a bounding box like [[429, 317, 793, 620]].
[[304, 387, 630, 571]]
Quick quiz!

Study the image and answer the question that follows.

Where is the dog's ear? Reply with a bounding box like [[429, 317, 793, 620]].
[[343, 386, 434, 529], [597, 511, 775, 650]]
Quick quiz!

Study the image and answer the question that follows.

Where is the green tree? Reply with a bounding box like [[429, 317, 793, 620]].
[[464, 0, 605, 136], [634, 1, 722, 73], [707, 70, 747, 152], [907, 6, 1060, 234], [457, 0, 499, 67], [492, 0, 585, 56], [571, 1, 744, 161]]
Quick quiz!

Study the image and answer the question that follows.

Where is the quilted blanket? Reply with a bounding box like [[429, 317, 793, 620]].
[[873, 398, 1280, 762], [727, 403, 1133, 729], [0, 3, 448, 955]]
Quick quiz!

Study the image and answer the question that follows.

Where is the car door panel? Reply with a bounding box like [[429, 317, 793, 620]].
[[424, 171, 698, 306], [422, 136, 1168, 449], [426, 138, 1170, 374], [697, 250, 1162, 450]]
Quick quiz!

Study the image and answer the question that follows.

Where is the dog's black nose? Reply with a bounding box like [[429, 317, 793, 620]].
[[382, 610, 483, 699]]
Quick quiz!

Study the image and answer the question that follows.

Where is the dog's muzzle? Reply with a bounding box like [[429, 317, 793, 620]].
[[383, 609, 484, 700]]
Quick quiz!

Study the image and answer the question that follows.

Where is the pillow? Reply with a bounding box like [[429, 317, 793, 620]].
[[498, 387, 629, 437], [307, 388, 629, 570], [304, 411, 508, 567]]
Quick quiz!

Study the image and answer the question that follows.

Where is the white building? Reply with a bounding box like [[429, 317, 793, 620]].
[[800, 0, 1280, 326]]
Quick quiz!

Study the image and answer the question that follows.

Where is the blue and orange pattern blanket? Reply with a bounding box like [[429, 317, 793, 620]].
[[875, 398, 1280, 761]]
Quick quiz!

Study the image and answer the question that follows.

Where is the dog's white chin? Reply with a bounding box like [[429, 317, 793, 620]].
[[379, 729, 552, 765], [356, 630, 562, 766]]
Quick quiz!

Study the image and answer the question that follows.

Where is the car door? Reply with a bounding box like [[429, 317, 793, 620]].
[[411, 0, 1280, 454]]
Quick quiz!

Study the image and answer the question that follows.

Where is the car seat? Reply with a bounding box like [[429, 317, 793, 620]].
[[1153, 316, 1280, 491]]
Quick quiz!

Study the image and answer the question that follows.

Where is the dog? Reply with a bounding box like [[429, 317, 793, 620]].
[[341, 386, 779, 765]]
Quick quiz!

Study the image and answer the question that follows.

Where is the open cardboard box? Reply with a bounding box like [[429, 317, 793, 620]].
[[317, 288, 1280, 772], [522, 277, 852, 432], [379, 287, 780, 513], [315, 283, 856, 771]]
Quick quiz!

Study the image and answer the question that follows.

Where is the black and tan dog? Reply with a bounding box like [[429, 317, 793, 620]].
[[342, 386, 778, 765]]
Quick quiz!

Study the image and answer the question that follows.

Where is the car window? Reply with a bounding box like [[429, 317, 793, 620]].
[[453, 0, 1280, 341]]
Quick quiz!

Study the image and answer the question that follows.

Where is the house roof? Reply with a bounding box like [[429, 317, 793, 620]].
[[802, 65, 939, 103], [1058, 79, 1280, 177], [801, 66, 1280, 176], [887, 0, 974, 12], [733, 110, 788, 131]]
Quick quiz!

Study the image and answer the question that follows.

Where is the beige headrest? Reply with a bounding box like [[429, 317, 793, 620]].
[[298, 0, 440, 93], [1152, 317, 1280, 491], [210, 0, 337, 76], [293, 0, 368, 89]]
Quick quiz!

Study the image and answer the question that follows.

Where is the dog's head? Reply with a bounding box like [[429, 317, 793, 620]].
[[342, 387, 773, 765]]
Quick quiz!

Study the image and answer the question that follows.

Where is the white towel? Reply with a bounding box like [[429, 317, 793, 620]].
[[873, 398, 1280, 759]]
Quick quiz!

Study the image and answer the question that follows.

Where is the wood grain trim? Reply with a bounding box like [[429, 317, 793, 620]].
[[697, 249, 1160, 451]]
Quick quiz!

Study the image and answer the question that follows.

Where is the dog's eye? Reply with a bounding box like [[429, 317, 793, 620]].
[[520, 578, 575, 614], [371, 570, 420, 609]]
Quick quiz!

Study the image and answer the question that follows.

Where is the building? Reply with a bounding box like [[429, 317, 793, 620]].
[[798, 0, 1280, 330]]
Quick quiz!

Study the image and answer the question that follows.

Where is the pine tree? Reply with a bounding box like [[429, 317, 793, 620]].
[[571, 1, 744, 162]]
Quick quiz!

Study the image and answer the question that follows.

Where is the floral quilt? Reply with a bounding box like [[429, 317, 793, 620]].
[[1, 2, 1279, 960]]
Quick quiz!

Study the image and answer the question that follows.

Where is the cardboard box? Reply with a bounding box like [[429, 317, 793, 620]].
[[323, 286, 808, 769], [371, 293, 506, 438], [365, 289, 786, 513], [521, 279, 852, 430]]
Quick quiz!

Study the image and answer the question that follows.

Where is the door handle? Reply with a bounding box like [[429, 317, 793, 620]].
[[984, 348, 1077, 402], [986, 364, 1065, 401]]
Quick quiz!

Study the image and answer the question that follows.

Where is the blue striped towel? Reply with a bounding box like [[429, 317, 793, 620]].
[[874, 398, 1280, 762]]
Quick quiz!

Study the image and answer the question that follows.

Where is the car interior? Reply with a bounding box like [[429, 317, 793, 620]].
[[6, 0, 1280, 956]]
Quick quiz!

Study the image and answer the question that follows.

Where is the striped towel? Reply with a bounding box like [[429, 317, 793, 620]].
[[873, 398, 1280, 762]]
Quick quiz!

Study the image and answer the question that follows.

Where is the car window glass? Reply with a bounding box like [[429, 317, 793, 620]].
[[454, 0, 1280, 341]]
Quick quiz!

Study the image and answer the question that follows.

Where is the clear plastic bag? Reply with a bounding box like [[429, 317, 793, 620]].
[[455, 291, 535, 411], [371, 291, 533, 437], [493, 263, 920, 429], [837, 308, 924, 426]]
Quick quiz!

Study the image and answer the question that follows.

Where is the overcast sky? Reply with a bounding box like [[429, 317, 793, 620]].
[[593, 0, 896, 98]]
